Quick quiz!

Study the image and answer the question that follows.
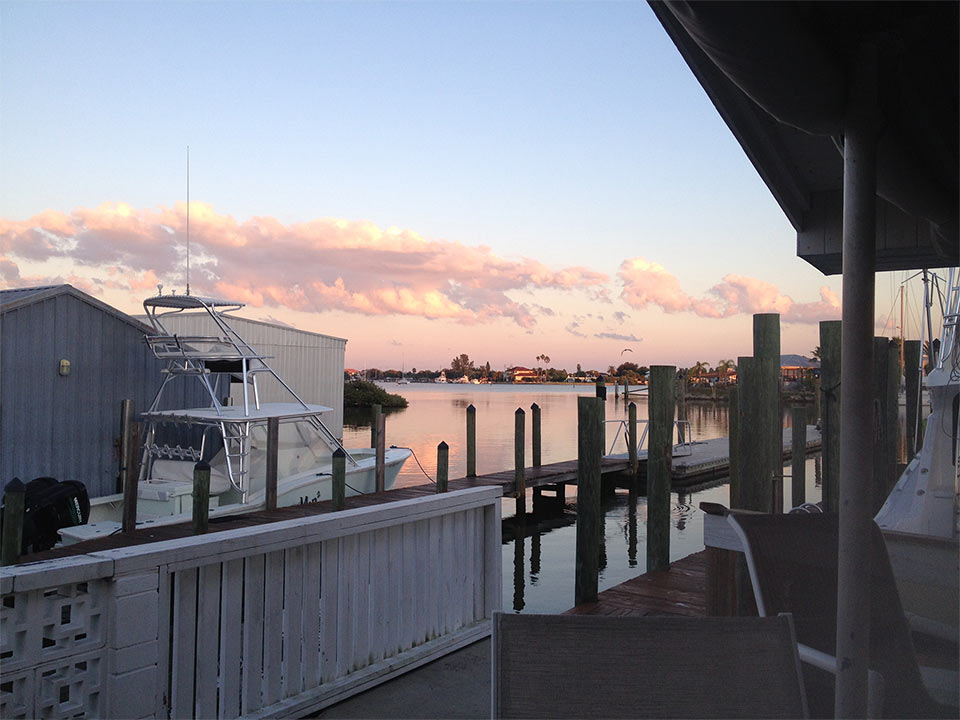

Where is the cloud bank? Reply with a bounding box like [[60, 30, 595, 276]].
[[0, 203, 608, 328], [618, 257, 839, 324]]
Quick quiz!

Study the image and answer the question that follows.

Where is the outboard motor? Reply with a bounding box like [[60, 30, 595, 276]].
[[1, 477, 90, 555]]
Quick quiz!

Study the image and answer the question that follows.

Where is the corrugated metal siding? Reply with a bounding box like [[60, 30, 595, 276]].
[[1, 294, 207, 498], [155, 314, 346, 437]]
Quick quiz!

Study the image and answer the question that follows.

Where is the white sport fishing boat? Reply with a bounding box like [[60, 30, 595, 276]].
[[875, 268, 959, 642], [61, 293, 411, 543]]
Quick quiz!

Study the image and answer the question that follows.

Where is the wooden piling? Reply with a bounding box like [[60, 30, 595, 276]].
[[466, 404, 477, 477], [791, 406, 806, 509], [192, 461, 211, 535], [872, 338, 899, 513], [754, 313, 782, 513], [436, 441, 449, 493], [676, 375, 687, 443], [515, 408, 526, 519], [819, 320, 841, 512], [736, 357, 770, 512], [627, 401, 638, 479], [575, 396, 603, 605], [117, 399, 134, 493], [1, 478, 25, 566], [122, 444, 141, 534], [647, 365, 675, 572], [531, 403, 542, 467], [728, 386, 740, 509], [375, 412, 386, 493], [332, 448, 346, 510], [595, 376, 606, 401], [370, 403, 382, 449], [266, 416, 279, 511], [904, 340, 921, 458]]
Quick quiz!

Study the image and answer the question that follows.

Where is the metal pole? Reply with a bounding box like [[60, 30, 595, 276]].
[[836, 42, 879, 719]]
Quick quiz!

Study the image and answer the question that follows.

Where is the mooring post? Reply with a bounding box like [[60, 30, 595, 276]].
[[531, 403, 542, 512], [648, 365, 676, 572], [820, 320, 842, 512], [872, 338, 899, 513], [1, 478, 25, 566], [904, 340, 921, 458], [332, 448, 346, 510], [729, 385, 740, 508], [628, 401, 638, 479], [122, 443, 141, 534], [375, 412, 386, 493], [736, 357, 770, 512], [117, 399, 134, 493], [266, 416, 279, 510], [575, 395, 603, 605], [514, 407, 526, 519], [594, 376, 606, 400], [791, 406, 806, 509], [370, 403, 382, 449], [192, 461, 211, 534], [754, 313, 782, 513], [676, 375, 687, 443], [436, 441, 449, 493], [466, 404, 477, 477]]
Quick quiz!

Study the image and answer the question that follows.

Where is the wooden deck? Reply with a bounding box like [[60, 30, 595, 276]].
[[565, 551, 707, 617]]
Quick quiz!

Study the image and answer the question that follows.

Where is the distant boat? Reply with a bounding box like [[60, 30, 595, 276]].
[[61, 293, 411, 544]]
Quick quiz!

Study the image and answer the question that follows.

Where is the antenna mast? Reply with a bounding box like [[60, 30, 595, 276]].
[[186, 145, 191, 296]]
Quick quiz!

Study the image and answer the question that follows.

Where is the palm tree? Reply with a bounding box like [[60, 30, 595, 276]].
[[687, 361, 708, 380], [715, 359, 736, 383]]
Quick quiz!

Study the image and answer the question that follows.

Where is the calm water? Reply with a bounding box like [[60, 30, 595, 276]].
[[343, 383, 822, 614]]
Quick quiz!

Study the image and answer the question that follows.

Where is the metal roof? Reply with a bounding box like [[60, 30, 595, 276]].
[[650, 1, 959, 275], [0, 284, 153, 332], [0, 285, 63, 306]]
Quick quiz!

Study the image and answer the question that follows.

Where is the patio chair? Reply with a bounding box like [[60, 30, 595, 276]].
[[491, 612, 809, 718], [726, 511, 954, 719]]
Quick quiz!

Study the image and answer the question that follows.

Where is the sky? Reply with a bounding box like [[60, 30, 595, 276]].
[[1, 0, 919, 373]]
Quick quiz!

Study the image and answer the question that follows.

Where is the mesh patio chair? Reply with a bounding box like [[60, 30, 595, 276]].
[[492, 612, 809, 719]]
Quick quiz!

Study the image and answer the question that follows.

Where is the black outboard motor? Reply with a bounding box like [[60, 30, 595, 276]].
[[1, 477, 90, 555]]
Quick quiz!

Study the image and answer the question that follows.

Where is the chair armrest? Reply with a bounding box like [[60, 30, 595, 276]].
[[797, 644, 885, 718]]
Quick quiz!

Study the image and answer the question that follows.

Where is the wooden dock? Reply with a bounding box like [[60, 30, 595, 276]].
[[565, 551, 707, 617]]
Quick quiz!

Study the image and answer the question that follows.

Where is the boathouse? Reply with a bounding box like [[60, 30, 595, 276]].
[[0, 285, 204, 498]]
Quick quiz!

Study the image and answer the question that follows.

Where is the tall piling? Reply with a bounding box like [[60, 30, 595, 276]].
[[370, 403, 382, 448], [628, 402, 638, 480], [820, 320, 842, 512], [575, 396, 603, 605], [375, 413, 386, 493], [436, 441, 449, 493], [647, 365, 675, 572], [192, 461, 211, 534], [514, 408, 526, 520], [791, 406, 806, 509], [754, 313, 782, 513], [531, 402, 543, 511], [736, 357, 770, 512], [332, 448, 346, 510], [872, 338, 899, 513], [676, 375, 687, 443], [728, 386, 740, 509], [466, 404, 477, 477], [117, 399, 134, 493], [1, 478, 25, 566], [265, 416, 279, 511]]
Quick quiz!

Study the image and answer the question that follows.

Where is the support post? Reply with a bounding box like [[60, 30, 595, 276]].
[[514, 407, 525, 519], [872, 338, 900, 513], [676, 375, 687, 443], [192, 461, 210, 534], [466, 404, 477, 477], [736, 357, 769, 512], [754, 313, 782, 513], [728, 385, 740, 508], [575, 396, 603, 605], [791, 406, 806, 509], [370, 403, 382, 449], [266, 416, 279, 511], [436, 441, 449, 493], [122, 440, 141, 534], [628, 401, 638, 479], [904, 340, 921, 458], [117, 399, 133, 493], [647, 365, 675, 572], [332, 448, 346, 510], [375, 412, 386, 493], [1, 478, 25, 566], [531, 403, 541, 467], [820, 320, 842, 512], [836, 44, 879, 718]]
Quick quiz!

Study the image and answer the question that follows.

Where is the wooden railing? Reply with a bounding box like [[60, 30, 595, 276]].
[[1, 486, 502, 719]]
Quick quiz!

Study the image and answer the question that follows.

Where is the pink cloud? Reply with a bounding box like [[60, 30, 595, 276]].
[[618, 257, 840, 324], [1, 203, 609, 328]]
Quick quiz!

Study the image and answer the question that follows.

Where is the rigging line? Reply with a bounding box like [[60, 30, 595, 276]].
[[393, 445, 437, 485]]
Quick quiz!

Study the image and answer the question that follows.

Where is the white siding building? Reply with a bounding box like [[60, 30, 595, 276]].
[[151, 313, 347, 439]]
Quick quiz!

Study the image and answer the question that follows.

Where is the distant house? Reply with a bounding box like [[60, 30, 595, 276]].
[[508, 367, 538, 383], [345, 368, 362, 379]]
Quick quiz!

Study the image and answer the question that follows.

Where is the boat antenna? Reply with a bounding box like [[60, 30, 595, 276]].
[[185, 145, 191, 296]]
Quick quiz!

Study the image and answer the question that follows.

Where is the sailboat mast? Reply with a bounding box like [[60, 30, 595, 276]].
[[186, 146, 191, 297]]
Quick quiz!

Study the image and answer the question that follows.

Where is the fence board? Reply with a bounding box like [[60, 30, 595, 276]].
[[171, 568, 198, 720], [302, 543, 322, 690], [195, 563, 221, 718], [371, 528, 388, 665], [320, 538, 339, 684], [283, 546, 304, 698], [263, 550, 284, 706], [219, 558, 243, 719], [241, 553, 265, 715], [337, 535, 355, 677]]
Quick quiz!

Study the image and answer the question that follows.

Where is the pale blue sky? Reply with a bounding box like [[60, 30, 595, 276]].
[[1, 1, 855, 368]]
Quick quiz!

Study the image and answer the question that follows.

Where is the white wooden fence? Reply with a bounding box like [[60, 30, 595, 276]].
[[1, 486, 502, 719]]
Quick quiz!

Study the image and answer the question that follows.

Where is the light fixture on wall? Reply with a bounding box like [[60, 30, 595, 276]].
[[58, 359, 71, 376]]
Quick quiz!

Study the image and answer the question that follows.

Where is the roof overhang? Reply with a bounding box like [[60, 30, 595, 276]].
[[650, 1, 958, 275]]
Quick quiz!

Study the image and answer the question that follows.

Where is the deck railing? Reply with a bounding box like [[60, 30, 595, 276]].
[[1, 486, 502, 719]]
